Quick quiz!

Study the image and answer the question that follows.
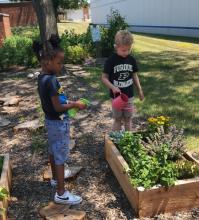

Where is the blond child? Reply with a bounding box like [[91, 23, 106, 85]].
[[102, 30, 144, 131]]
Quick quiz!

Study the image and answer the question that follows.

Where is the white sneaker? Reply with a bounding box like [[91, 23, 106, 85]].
[[54, 191, 82, 205]]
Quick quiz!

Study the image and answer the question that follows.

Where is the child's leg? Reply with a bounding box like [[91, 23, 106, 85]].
[[49, 154, 56, 180], [113, 118, 122, 131], [124, 117, 132, 131], [55, 164, 65, 195], [112, 106, 123, 131], [123, 98, 134, 131]]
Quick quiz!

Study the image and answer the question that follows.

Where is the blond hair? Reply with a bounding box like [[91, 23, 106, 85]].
[[114, 30, 134, 47]]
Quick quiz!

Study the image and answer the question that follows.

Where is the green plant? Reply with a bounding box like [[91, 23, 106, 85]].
[[61, 28, 95, 57], [144, 125, 185, 161], [176, 160, 199, 179], [0, 187, 9, 217], [0, 187, 9, 200], [0, 36, 38, 70], [12, 26, 40, 40], [155, 144, 178, 186], [100, 9, 129, 56], [64, 45, 88, 64], [117, 132, 178, 189], [109, 131, 125, 144]]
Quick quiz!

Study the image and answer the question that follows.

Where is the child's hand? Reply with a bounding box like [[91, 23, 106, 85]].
[[112, 86, 121, 95], [138, 89, 144, 101], [75, 101, 86, 110]]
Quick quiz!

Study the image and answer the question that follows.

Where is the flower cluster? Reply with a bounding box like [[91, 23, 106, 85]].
[[147, 116, 171, 135], [148, 116, 170, 125]]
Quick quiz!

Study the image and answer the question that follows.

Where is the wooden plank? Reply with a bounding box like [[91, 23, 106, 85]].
[[184, 151, 199, 165], [46, 210, 86, 220], [104, 135, 139, 214], [39, 202, 70, 218], [139, 178, 199, 217], [39, 202, 86, 220]]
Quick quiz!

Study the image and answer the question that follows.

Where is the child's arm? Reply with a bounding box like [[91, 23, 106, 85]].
[[132, 73, 144, 101], [102, 73, 121, 95], [51, 96, 85, 113]]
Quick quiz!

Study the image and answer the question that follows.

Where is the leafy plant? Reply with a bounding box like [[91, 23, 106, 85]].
[[155, 144, 178, 186], [117, 132, 178, 189], [176, 160, 199, 179], [144, 125, 185, 161], [0, 187, 9, 200], [0, 187, 9, 217], [109, 131, 124, 144], [100, 9, 129, 57], [12, 26, 40, 40], [0, 36, 38, 70], [64, 45, 88, 64]]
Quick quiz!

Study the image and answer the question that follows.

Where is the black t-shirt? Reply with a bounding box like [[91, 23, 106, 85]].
[[103, 53, 139, 98], [38, 73, 67, 120]]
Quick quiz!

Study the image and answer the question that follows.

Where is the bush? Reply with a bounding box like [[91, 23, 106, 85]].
[[0, 36, 38, 70], [64, 45, 88, 64], [12, 26, 40, 40], [61, 29, 95, 56], [100, 9, 129, 57], [60, 29, 93, 63]]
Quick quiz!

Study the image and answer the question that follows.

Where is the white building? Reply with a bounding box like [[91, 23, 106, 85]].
[[65, 7, 90, 22], [90, 0, 199, 38]]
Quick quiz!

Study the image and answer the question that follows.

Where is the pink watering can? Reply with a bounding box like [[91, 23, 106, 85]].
[[112, 93, 128, 110]]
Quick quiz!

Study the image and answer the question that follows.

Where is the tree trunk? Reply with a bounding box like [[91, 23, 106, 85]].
[[32, 0, 58, 43]]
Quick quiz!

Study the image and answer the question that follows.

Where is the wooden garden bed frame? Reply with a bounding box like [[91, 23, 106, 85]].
[[105, 135, 199, 218], [0, 154, 12, 220]]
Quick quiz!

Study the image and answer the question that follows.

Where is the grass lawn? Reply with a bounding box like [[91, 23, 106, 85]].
[[83, 33, 199, 151], [58, 21, 89, 35]]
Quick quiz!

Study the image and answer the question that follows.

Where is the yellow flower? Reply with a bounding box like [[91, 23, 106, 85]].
[[148, 117, 157, 123], [157, 121, 164, 125], [159, 116, 166, 121]]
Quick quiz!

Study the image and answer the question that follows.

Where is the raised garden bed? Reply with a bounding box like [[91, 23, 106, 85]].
[[0, 154, 12, 220], [105, 136, 199, 218]]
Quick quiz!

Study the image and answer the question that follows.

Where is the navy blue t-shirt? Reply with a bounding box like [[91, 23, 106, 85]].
[[38, 73, 68, 120]]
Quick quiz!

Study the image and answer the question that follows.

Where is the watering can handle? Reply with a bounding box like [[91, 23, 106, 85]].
[[113, 92, 122, 98]]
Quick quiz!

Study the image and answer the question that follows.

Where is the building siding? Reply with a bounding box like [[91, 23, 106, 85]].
[[90, 0, 199, 37]]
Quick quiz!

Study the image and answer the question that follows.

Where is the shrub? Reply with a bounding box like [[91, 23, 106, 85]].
[[61, 28, 95, 57], [144, 125, 185, 161], [12, 26, 40, 40], [64, 44, 88, 64], [100, 9, 129, 57], [176, 160, 199, 179], [0, 36, 38, 70]]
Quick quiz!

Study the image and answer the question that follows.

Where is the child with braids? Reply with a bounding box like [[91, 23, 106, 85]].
[[33, 35, 85, 205]]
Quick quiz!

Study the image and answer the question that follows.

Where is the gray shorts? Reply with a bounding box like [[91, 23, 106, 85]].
[[112, 98, 134, 119]]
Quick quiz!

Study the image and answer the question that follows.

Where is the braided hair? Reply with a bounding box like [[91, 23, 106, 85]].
[[32, 34, 63, 62]]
